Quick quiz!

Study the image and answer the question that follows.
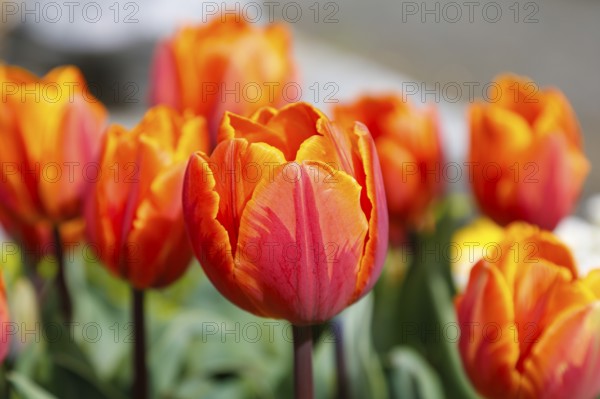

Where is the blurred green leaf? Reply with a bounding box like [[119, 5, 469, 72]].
[[388, 347, 444, 399], [342, 294, 389, 399], [311, 294, 389, 399], [372, 195, 478, 399], [7, 372, 57, 399]]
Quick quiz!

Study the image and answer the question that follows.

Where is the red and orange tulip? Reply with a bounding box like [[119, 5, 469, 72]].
[[182, 102, 388, 325], [150, 15, 296, 142], [0, 65, 107, 226], [85, 106, 210, 289], [333, 95, 443, 241], [456, 223, 600, 399], [469, 75, 589, 230]]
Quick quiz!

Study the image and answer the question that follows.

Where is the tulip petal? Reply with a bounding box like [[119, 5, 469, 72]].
[[0, 99, 43, 223], [471, 102, 533, 156], [220, 103, 326, 161], [183, 152, 262, 315], [263, 102, 324, 160], [149, 41, 181, 110], [236, 161, 368, 324], [332, 95, 400, 140], [533, 89, 581, 146], [457, 262, 522, 399], [251, 106, 278, 125], [126, 161, 192, 288], [496, 223, 578, 282], [523, 302, 600, 399], [218, 112, 287, 152], [295, 120, 358, 178], [582, 270, 600, 299], [352, 123, 389, 299], [176, 115, 210, 162], [513, 132, 589, 230], [375, 136, 420, 220], [512, 262, 592, 370], [209, 138, 286, 251]]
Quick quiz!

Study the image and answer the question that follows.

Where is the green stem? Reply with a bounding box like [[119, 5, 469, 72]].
[[332, 319, 351, 399], [52, 225, 72, 322], [132, 288, 148, 399], [293, 325, 314, 399]]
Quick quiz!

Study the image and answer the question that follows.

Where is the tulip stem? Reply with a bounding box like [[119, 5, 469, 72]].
[[132, 288, 148, 399], [332, 319, 351, 399], [52, 225, 72, 322], [293, 325, 314, 399]]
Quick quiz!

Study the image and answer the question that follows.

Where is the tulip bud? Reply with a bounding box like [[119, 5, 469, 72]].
[[86, 106, 210, 289], [150, 15, 296, 143], [0, 65, 107, 227], [469, 75, 589, 230]]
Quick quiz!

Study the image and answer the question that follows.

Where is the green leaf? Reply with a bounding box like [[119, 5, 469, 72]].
[[7, 372, 57, 399], [311, 294, 389, 399], [373, 195, 479, 399], [341, 295, 389, 399], [388, 347, 444, 399]]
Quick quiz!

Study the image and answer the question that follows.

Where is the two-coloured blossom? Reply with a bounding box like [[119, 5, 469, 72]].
[[86, 106, 210, 289], [469, 75, 589, 230], [456, 223, 600, 399], [183, 102, 388, 325]]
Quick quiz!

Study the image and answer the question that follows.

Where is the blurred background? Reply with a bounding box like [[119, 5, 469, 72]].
[[1, 0, 598, 196]]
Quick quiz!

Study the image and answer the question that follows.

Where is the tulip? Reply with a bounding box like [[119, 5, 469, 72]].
[[0, 64, 107, 225], [85, 105, 209, 289], [85, 105, 210, 399], [0, 64, 106, 322], [150, 15, 296, 143], [183, 102, 388, 324], [183, 102, 388, 398], [456, 222, 600, 399], [469, 75, 589, 230], [333, 94, 443, 242], [0, 276, 9, 363]]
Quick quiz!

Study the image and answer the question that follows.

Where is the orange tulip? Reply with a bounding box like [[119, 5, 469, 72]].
[[469, 75, 589, 230], [0, 276, 8, 363], [0, 65, 107, 225], [333, 95, 443, 241], [456, 223, 600, 399], [85, 106, 210, 289], [150, 15, 296, 143], [182, 102, 388, 325]]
